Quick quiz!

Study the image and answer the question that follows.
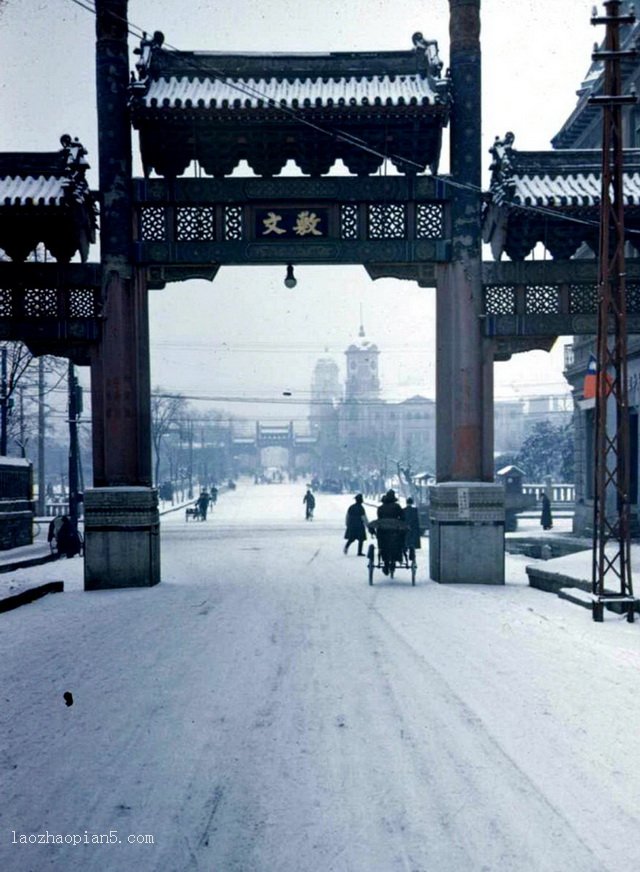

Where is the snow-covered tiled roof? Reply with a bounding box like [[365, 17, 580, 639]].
[[488, 137, 640, 208], [143, 73, 441, 111], [131, 35, 449, 177], [0, 176, 68, 207], [508, 172, 640, 207], [0, 139, 96, 262]]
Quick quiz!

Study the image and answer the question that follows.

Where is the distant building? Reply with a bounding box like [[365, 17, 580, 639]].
[[311, 325, 571, 481], [494, 396, 572, 459], [310, 322, 435, 480], [494, 400, 526, 454]]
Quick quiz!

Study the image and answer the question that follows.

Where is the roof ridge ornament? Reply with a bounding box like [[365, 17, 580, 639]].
[[488, 132, 516, 206], [133, 30, 165, 83], [59, 135, 90, 201], [412, 32, 444, 79], [58, 135, 97, 256]]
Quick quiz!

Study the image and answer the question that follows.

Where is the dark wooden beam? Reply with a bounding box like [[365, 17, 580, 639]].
[[0, 262, 102, 286], [134, 175, 445, 203], [482, 258, 640, 285], [134, 239, 450, 267]]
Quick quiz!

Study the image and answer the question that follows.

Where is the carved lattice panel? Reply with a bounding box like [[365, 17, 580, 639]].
[[24, 288, 57, 318], [140, 207, 166, 242], [626, 282, 640, 313], [340, 205, 358, 240], [176, 207, 216, 241], [0, 289, 13, 317], [484, 285, 516, 315], [525, 284, 560, 314], [68, 288, 97, 318], [416, 203, 444, 239], [368, 204, 406, 240], [569, 284, 598, 314], [224, 206, 243, 241]]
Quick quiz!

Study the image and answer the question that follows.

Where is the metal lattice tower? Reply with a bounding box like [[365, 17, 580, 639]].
[[590, 1, 637, 622]]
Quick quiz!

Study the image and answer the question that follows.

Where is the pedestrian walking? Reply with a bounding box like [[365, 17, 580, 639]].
[[343, 493, 368, 555], [197, 489, 210, 520], [540, 492, 553, 530], [303, 487, 316, 520], [403, 497, 422, 556]]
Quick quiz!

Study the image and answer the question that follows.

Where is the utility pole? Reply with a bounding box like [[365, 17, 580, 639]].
[[188, 419, 194, 498], [590, 1, 638, 622], [37, 357, 45, 516], [68, 361, 80, 528], [17, 387, 25, 456], [1, 346, 7, 456]]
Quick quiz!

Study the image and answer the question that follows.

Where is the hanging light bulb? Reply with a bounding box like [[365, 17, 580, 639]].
[[284, 264, 297, 289]]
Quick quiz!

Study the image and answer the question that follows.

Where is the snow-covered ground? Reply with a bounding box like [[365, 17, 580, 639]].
[[1, 480, 639, 872]]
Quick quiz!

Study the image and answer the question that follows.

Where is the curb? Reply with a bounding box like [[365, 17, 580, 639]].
[[0, 552, 59, 575], [0, 580, 64, 613]]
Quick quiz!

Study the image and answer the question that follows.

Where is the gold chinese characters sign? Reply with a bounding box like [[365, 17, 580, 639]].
[[255, 208, 329, 240]]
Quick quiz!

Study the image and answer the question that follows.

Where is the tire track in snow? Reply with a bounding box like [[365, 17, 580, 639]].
[[353, 590, 609, 871]]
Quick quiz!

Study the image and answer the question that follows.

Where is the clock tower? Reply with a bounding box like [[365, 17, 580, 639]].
[[344, 319, 380, 402]]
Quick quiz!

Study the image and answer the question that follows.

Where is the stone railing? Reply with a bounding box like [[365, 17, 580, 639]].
[[523, 483, 575, 504]]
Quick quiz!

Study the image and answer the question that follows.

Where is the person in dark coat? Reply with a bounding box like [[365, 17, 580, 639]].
[[47, 515, 64, 552], [303, 487, 316, 520], [197, 490, 210, 520], [541, 493, 553, 530], [55, 515, 82, 559], [373, 489, 406, 575], [343, 494, 368, 555], [403, 497, 422, 557]]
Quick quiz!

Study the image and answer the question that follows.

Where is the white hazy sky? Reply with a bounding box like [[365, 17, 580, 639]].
[[0, 0, 598, 422]]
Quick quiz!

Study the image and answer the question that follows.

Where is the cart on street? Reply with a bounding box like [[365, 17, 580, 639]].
[[366, 517, 417, 585]]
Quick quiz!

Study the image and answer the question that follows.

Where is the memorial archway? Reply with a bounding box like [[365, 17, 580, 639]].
[[6, 1, 631, 587]]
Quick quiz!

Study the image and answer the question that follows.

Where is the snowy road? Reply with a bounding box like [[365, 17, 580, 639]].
[[1, 481, 640, 871]]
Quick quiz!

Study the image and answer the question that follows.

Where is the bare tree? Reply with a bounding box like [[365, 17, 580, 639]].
[[151, 389, 186, 486], [0, 342, 67, 455]]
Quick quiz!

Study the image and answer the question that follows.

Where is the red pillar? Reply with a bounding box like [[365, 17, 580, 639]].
[[85, 1, 158, 589], [91, 0, 151, 487], [436, 0, 493, 482], [91, 268, 151, 486]]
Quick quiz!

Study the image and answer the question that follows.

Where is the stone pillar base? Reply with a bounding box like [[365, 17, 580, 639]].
[[83, 487, 160, 590], [429, 482, 504, 584]]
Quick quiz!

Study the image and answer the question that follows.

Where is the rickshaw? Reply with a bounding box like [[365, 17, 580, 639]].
[[366, 517, 417, 585]]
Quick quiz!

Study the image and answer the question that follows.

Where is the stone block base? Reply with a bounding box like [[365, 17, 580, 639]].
[[0, 503, 33, 550], [83, 487, 160, 590], [429, 482, 505, 584]]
